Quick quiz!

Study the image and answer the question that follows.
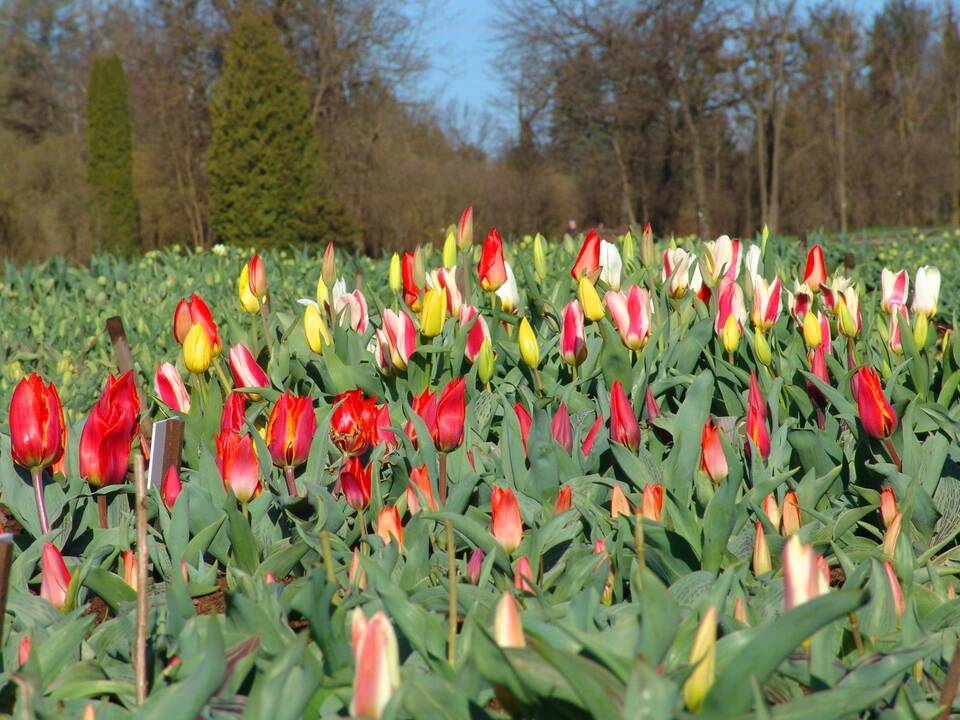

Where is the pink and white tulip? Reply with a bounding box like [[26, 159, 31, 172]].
[[228, 343, 270, 390], [606, 285, 653, 351], [701, 235, 741, 285], [783, 536, 830, 611], [880, 268, 909, 314], [154, 362, 191, 413], [332, 279, 369, 333], [350, 610, 400, 720], [663, 248, 693, 298], [561, 301, 587, 367], [750, 276, 781, 331], [381, 309, 417, 370]]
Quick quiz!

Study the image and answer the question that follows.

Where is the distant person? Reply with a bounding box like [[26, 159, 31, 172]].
[[567, 219, 577, 236]]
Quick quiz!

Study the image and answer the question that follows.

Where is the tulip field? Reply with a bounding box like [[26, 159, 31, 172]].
[[3, 217, 960, 719]]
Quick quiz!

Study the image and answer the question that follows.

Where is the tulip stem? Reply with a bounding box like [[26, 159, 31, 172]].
[[884, 437, 903, 472], [284, 466, 298, 497], [260, 305, 272, 358], [446, 518, 457, 666], [320, 530, 337, 586], [134, 454, 148, 706], [438, 452, 448, 506], [358, 508, 367, 538], [532, 367, 543, 396], [30, 468, 49, 536], [848, 611, 865, 657], [634, 515, 645, 575], [97, 495, 108, 529], [212, 357, 232, 396]]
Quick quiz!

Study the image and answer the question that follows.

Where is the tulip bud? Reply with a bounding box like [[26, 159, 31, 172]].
[[578, 277, 605, 322], [518, 317, 540, 369], [700, 417, 728, 483], [622, 229, 635, 265], [161, 465, 182, 509], [611, 485, 631, 518], [18, 635, 30, 666], [477, 339, 496, 385], [183, 323, 213, 374], [733, 597, 749, 625], [683, 606, 717, 712], [781, 491, 801, 535], [316, 274, 329, 307], [40, 542, 71, 611], [641, 483, 663, 522], [722, 313, 741, 354], [494, 592, 526, 649], [762, 494, 780, 529], [468, 547, 484, 584], [9, 374, 66, 471], [554, 484, 573, 513], [122, 549, 137, 592], [884, 561, 906, 618], [350, 610, 400, 720], [349, 548, 366, 589], [513, 556, 535, 593], [879, 488, 897, 528], [802, 311, 822, 349], [492, 485, 523, 553], [533, 233, 547, 281], [304, 303, 332, 353], [457, 206, 474, 250], [752, 521, 771, 575], [420, 287, 447, 338], [376, 505, 404, 548], [265, 391, 317, 469], [883, 511, 901, 558], [914, 311, 929, 350], [754, 327, 771, 366], [443, 228, 457, 269], [388, 253, 401, 293], [322, 242, 336, 286], [854, 367, 897, 439], [413, 245, 426, 289], [640, 223, 654, 267]]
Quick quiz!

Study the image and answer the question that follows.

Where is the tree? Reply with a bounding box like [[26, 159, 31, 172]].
[[87, 54, 139, 252], [206, 10, 347, 248]]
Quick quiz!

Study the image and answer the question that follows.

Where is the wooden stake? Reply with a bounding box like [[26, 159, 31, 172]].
[[97, 495, 108, 529], [939, 638, 960, 720], [0, 535, 14, 645], [134, 454, 148, 705], [106, 316, 153, 457]]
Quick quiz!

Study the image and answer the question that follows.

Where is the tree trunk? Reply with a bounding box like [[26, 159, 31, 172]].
[[611, 133, 639, 227], [681, 99, 709, 239], [834, 71, 848, 234], [754, 103, 768, 228]]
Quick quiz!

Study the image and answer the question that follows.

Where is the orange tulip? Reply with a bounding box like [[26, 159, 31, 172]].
[[700, 417, 728, 483], [491, 485, 523, 553], [477, 228, 507, 291]]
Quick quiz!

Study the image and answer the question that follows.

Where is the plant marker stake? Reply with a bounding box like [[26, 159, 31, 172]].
[[439, 452, 457, 665], [106, 316, 152, 458], [134, 453, 148, 705], [0, 534, 14, 645], [97, 495, 108, 530], [940, 640, 960, 720]]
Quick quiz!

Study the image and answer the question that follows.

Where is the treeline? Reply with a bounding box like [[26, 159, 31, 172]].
[[2, 1, 960, 260]]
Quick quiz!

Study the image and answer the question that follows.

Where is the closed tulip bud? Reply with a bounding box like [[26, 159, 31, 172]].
[[837, 288, 861, 338], [641, 483, 663, 522], [494, 592, 525, 649], [883, 511, 901, 558], [238, 261, 262, 314], [161, 465, 182, 509], [533, 233, 547, 281], [496, 262, 520, 312], [610, 484, 631, 518], [420, 287, 447, 338], [781, 490, 801, 535], [683, 606, 717, 712], [581, 414, 604, 457], [350, 610, 400, 720], [783, 536, 830, 611], [443, 228, 457, 269], [457, 205, 474, 250], [468, 547, 484, 584], [640, 223, 654, 267], [734, 597, 749, 625], [700, 417, 728, 483], [802, 311, 821, 349], [610, 380, 640, 451], [340, 457, 372, 509], [491, 485, 523, 553], [40, 542, 71, 611], [18, 635, 30, 666], [513, 403, 532, 453], [183, 323, 213, 374], [914, 311, 929, 349], [265, 391, 317, 468], [478, 229, 507, 291], [554, 484, 573, 513], [79, 372, 141, 488], [406, 465, 436, 514], [381, 309, 417, 370], [349, 548, 366, 589], [401, 252, 420, 311], [884, 561, 906, 618], [322, 242, 337, 286], [304, 302, 332, 352], [122, 549, 137, 592], [578, 276, 605, 322], [173, 294, 221, 354], [645, 387, 661, 421], [802, 245, 827, 292], [571, 230, 602, 281], [388, 253, 402, 293], [854, 367, 897, 439], [880, 488, 897, 528], [763, 493, 780, 529], [912, 265, 941, 318], [551, 403, 573, 452], [316, 274, 329, 308], [746, 371, 770, 460], [477, 339, 496, 385], [622, 229, 635, 264], [752, 521, 772, 575], [518, 317, 540, 368], [513, 555, 535, 593], [722, 313, 741, 353], [215, 431, 262, 504], [434, 377, 466, 453], [754, 327, 772, 366], [561, 301, 587, 367], [9, 374, 65, 470], [599, 239, 623, 290], [751, 276, 782, 330], [376, 505, 404, 548], [154, 363, 191, 413]]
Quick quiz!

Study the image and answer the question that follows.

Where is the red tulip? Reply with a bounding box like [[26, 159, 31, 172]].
[[478, 228, 507, 291], [560, 301, 587, 367], [247, 254, 268, 297], [265, 391, 317, 468], [491, 485, 523, 553], [700, 417, 728, 483], [173, 293, 221, 353], [381, 309, 417, 370], [350, 610, 400, 720], [745, 372, 770, 460], [371, 403, 397, 451], [880, 488, 897, 529], [551, 403, 572, 452], [468, 548, 484, 584], [340, 457, 371, 509], [80, 373, 141, 487], [554, 484, 573, 513], [404, 388, 437, 448], [9, 374, 65, 470], [611, 485, 631, 518], [460, 306, 491, 363], [401, 252, 421, 311], [641, 483, 663, 522], [215, 431, 262, 504], [406, 465, 436, 514], [570, 229, 601, 280], [802, 245, 827, 293], [228, 343, 270, 391], [807, 346, 830, 407], [855, 367, 897, 439], [376, 505, 404, 548], [513, 555, 535, 593], [645, 387, 661, 421], [40, 542, 70, 610], [433, 377, 466, 453], [154, 363, 191, 414], [581, 413, 604, 456], [513, 403, 532, 453], [332, 389, 370, 455], [18, 635, 30, 665], [220, 391, 247, 434], [161, 465, 182, 509], [610, 381, 640, 451], [781, 490, 801, 534]]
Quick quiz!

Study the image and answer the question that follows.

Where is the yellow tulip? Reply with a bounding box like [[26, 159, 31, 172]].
[[578, 277, 605, 322], [420, 287, 447, 338], [477, 339, 496, 385], [238, 264, 261, 314], [913, 312, 928, 350], [316, 275, 329, 307], [533, 233, 547, 282], [518, 317, 540, 369], [722, 314, 741, 354], [183, 323, 212, 374], [683, 606, 717, 712], [802, 311, 821, 349], [304, 303, 331, 352], [389, 253, 401, 293], [443, 229, 457, 270]]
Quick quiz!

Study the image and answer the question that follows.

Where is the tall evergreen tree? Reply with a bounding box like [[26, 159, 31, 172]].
[[86, 54, 138, 252], [207, 11, 346, 247]]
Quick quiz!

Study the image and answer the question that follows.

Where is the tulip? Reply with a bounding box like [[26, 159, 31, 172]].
[[783, 536, 830, 611], [743, 244, 761, 292], [692, 262, 711, 303], [662, 247, 692, 299], [442, 229, 457, 269], [819, 275, 852, 315], [640, 223, 654, 266], [420, 286, 447, 338], [161, 465, 182, 509], [238, 255, 267, 314], [576, 276, 604, 322], [40, 542, 70, 610], [495, 261, 521, 312], [216, 431, 261, 504], [881, 268, 909, 313], [610, 380, 640, 451], [884, 561, 906, 618], [714, 279, 745, 339], [227, 343, 269, 391], [381, 309, 417, 370], [645, 387, 661, 421], [518, 317, 540, 368], [468, 548, 484, 584], [547, 403, 571, 452], [477, 339, 496, 385], [428, 266, 462, 315], [10, 373, 65, 470], [266, 391, 317, 468], [321, 242, 337, 286], [611, 485, 631, 518], [753, 521, 772, 575], [702, 235, 741, 285], [404, 388, 437, 448], [746, 371, 770, 460], [183, 323, 213, 374], [571, 229, 601, 281], [802, 311, 822, 349], [700, 417, 728, 483], [173, 293, 221, 354], [122, 549, 137, 592], [492, 485, 523, 553], [533, 232, 548, 281], [301, 301, 332, 353], [316, 274, 330, 309], [786, 282, 813, 324], [513, 555, 535, 593], [376, 505, 404, 548], [854, 367, 897, 439], [554, 484, 573, 513], [220, 391, 247, 434], [331, 389, 370, 455], [340, 456, 372, 509], [461, 305, 491, 363], [406, 465, 436, 514], [751, 276, 781, 331], [836, 287, 861, 338], [734, 597, 749, 625], [582, 413, 604, 456], [763, 493, 780, 529], [332, 280, 369, 334], [683, 606, 717, 712], [432, 377, 467, 454], [887, 303, 909, 354], [349, 548, 366, 589], [641, 483, 663, 522], [401, 252, 420, 311], [912, 265, 940, 318], [369, 329, 392, 375], [388, 253, 402, 293], [457, 206, 474, 249], [513, 403, 532, 453], [883, 511, 901, 558], [478, 228, 507, 291], [80, 374, 141, 488], [880, 488, 897, 529], [606, 285, 653, 351], [371, 403, 397, 451], [494, 592, 526, 649], [802, 245, 827, 292], [781, 490, 801, 535], [350, 610, 400, 720], [154, 363, 191, 413], [18, 636, 30, 666], [599, 239, 622, 290], [561, 301, 587, 368], [807, 345, 830, 409]]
